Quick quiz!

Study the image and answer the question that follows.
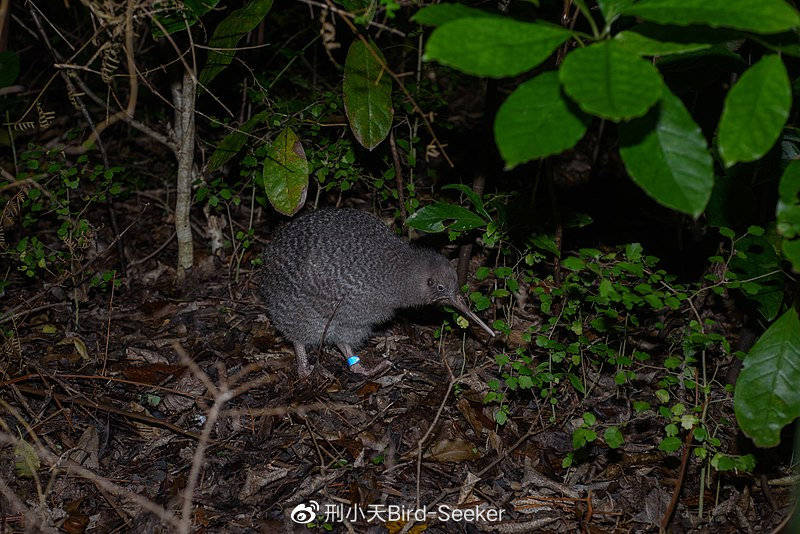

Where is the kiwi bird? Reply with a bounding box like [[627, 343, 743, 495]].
[[258, 208, 495, 377]]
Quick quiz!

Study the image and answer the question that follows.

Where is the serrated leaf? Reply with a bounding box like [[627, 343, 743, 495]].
[[619, 89, 714, 217], [734, 308, 800, 447], [0, 51, 20, 87], [529, 234, 559, 256], [343, 40, 393, 150], [198, 0, 274, 86], [425, 18, 570, 78], [494, 71, 590, 168], [561, 257, 585, 271], [406, 202, 486, 233], [623, 0, 800, 34], [207, 111, 269, 172], [262, 128, 308, 216], [441, 184, 489, 218], [559, 40, 663, 121], [14, 439, 40, 478], [730, 235, 784, 320], [718, 55, 791, 167], [412, 3, 499, 26], [152, 0, 220, 38]]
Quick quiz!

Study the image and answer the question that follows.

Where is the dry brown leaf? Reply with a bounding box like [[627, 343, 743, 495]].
[[426, 439, 481, 463]]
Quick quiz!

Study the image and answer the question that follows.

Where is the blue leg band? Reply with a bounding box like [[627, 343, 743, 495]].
[[347, 355, 360, 367]]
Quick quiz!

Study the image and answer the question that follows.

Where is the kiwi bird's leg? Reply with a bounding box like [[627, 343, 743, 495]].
[[294, 342, 313, 378], [337, 343, 390, 376]]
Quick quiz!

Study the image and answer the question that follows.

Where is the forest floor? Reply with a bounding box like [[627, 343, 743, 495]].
[[0, 191, 796, 534]]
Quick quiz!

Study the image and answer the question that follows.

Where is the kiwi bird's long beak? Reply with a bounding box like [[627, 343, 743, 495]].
[[449, 295, 495, 337]]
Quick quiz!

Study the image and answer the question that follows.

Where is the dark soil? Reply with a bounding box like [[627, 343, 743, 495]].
[[1, 189, 795, 533]]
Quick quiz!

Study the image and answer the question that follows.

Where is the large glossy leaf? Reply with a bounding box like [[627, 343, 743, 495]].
[[425, 18, 570, 78], [619, 90, 713, 217], [623, 0, 800, 35], [0, 51, 20, 87], [735, 307, 800, 447], [343, 40, 393, 150], [559, 40, 663, 121], [412, 3, 498, 26], [406, 202, 486, 233], [718, 55, 791, 167], [152, 0, 219, 38], [614, 24, 727, 56], [777, 160, 800, 271], [198, 0, 274, 86], [494, 71, 590, 168], [262, 128, 309, 216], [207, 111, 269, 172]]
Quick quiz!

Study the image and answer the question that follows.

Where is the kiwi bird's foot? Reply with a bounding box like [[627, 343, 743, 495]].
[[337, 343, 391, 376], [294, 342, 314, 378], [349, 359, 392, 376]]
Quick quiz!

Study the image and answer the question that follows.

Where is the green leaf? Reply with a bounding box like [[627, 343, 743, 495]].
[[425, 18, 570, 78], [152, 0, 220, 38], [494, 71, 590, 168], [412, 3, 499, 26], [343, 40, 393, 150], [530, 234, 559, 256], [441, 184, 489, 218], [603, 426, 624, 448], [614, 24, 723, 56], [262, 128, 309, 216], [598, 0, 635, 25], [198, 0, 274, 86], [561, 257, 586, 271], [623, 0, 800, 34], [406, 202, 486, 233], [14, 439, 40, 478], [711, 453, 735, 471], [559, 40, 663, 121], [718, 55, 791, 167], [777, 160, 800, 271], [207, 111, 269, 172], [729, 235, 784, 320], [658, 436, 682, 452], [619, 89, 714, 217], [572, 427, 597, 449], [783, 240, 800, 272], [779, 160, 800, 204], [0, 51, 20, 88], [734, 307, 800, 447]]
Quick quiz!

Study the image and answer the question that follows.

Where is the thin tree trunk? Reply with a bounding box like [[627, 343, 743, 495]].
[[173, 71, 196, 283], [456, 77, 498, 286], [457, 173, 486, 285]]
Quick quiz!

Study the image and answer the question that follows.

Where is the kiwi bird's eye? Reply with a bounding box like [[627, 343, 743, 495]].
[[427, 278, 434, 286], [437, 284, 445, 292]]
